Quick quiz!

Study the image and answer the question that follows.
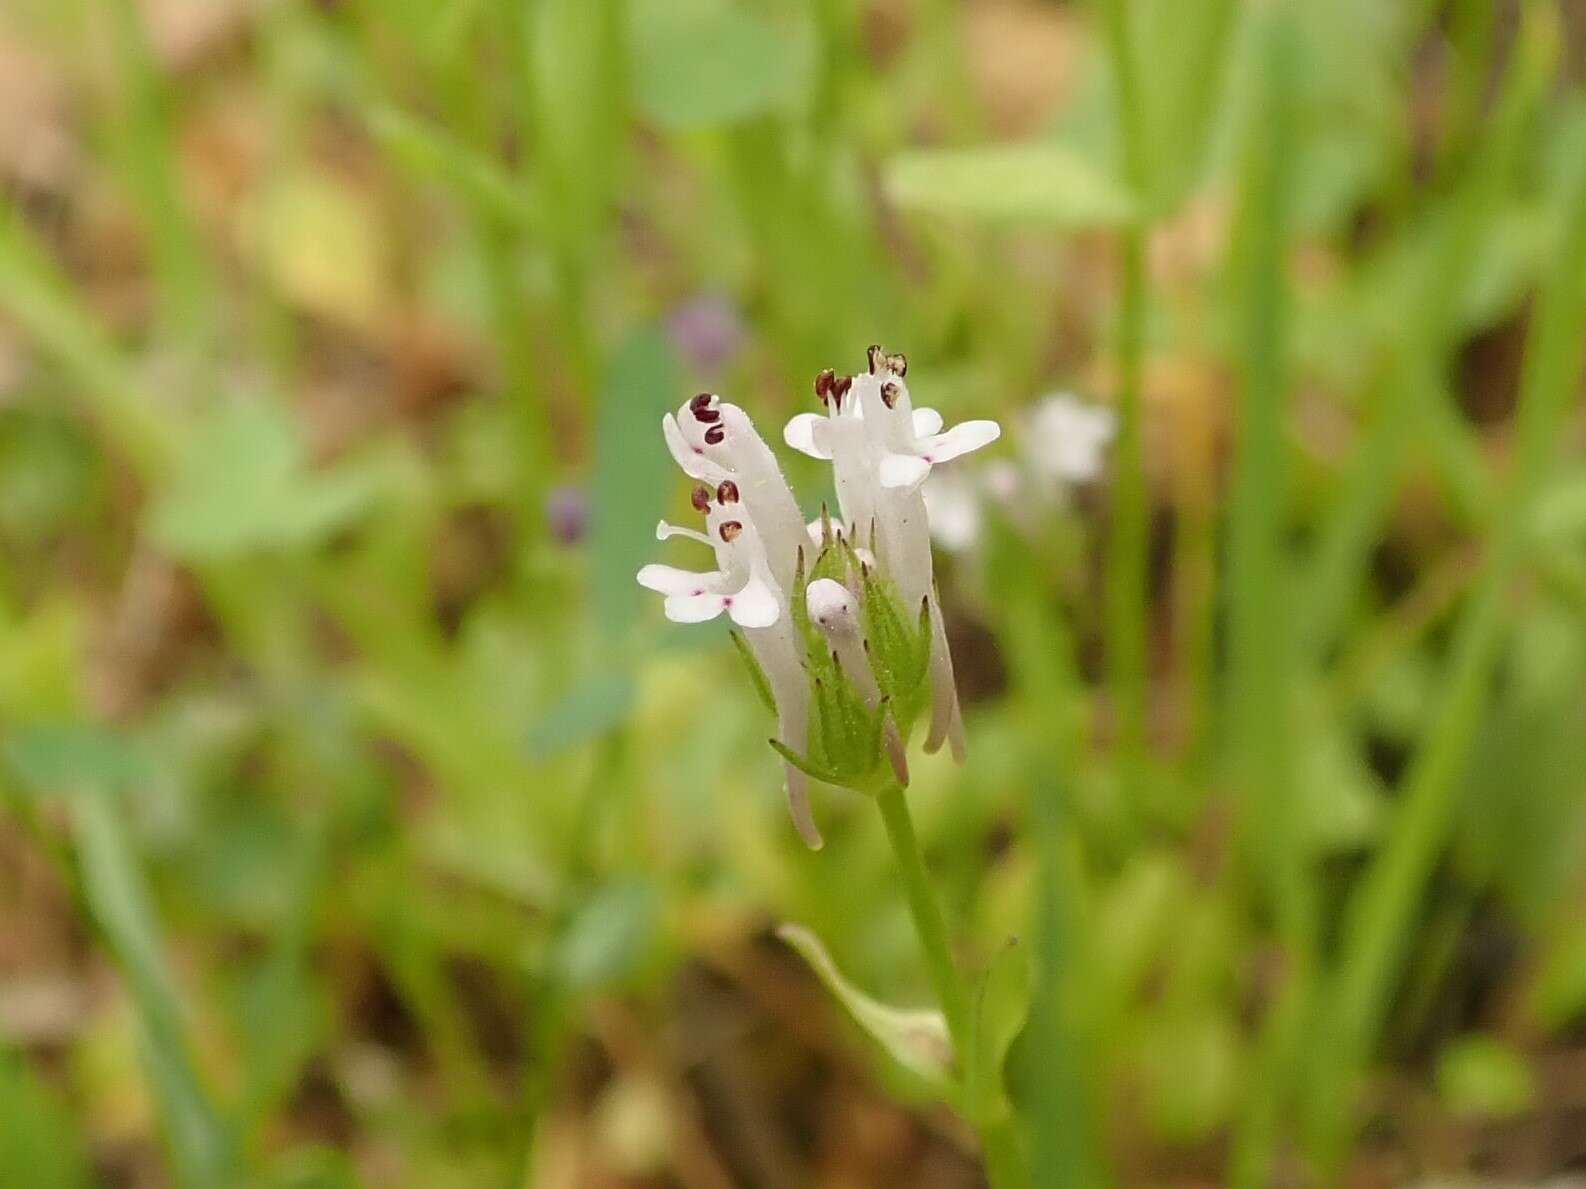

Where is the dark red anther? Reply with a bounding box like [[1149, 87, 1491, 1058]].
[[867, 344, 885, 375], [690, 484, 712, 512], [814, 369, 836, 403], [718, 520, 743, 542], [704, 424, 726, 446], [885, 351, 907, 377], [830, 373, 852, 403], [689, 392, 720, 423], [880, 380, 900, 409], [716, 479, 739, 504]]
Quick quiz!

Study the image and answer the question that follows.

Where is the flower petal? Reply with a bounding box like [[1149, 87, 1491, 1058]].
[[663, 591, 729, 622], [911, 407, 943, 438], [917, 419, 1000, 465], [878, 451, 932, 489], [638, 563, 722, 596], [726, 572, 781, 628], [783, 412, 833, 460], [662, 412, 727, 482]]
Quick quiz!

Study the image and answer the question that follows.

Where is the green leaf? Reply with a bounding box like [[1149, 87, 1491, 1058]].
[[777, 923, 953, 1086], [149, 404, 379, 560], [1133, 0, 1240, 213], [553, 879, 660, 991], [1527, 918, 1586, 1031], [1138, 1010, 1240, 1141], [5, 722, 150, 797], [629, 0, 811, 129], [366, 104, 537, 229], [525, 672, 636, 759], [0, 1046, 94, 1189], [72, 795, 232, 1188], [966, 939, 1031, 1123], [884, 143, 1137, 227], [1435, 1034, 1535, 1119], [592, 329, 681, 637]]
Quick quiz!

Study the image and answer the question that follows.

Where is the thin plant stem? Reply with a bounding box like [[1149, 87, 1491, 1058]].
[[1099, 0, 1150, 786], [876, 785, 969, 1049], [1225, 16, 1314, 1183], [875, 785, 1028, 1189]]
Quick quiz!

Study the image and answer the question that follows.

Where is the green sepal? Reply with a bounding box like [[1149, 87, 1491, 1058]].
[[767, 737, 849, 786], [728, 629, 776, 714]]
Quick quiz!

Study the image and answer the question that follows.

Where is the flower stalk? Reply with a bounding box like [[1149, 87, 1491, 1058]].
[[877, 785, 1029, 1188]]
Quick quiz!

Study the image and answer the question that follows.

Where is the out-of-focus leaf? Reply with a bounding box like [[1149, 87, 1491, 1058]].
[[1457, 610, 1586, 922], [1138, 1010, 1239, 1141], [1133, 0, 1239, 213], [1300, 726, 1385, 851], [366, 105, 536, 228], [966, 939, 1030, 1119], [532, 0, 624, 262], [0, 1046, 94, 1189], [1527, 918, 1586, 1031], [149, 404, 380, 560], [1435, 1034, 1534, 1119], [0, 599, 85, 720], [1094, 852, 1184, 1005], [591, 329, 681, 636], [5, 722, 150, 796], [73, 795, 232, 1189], [526, 672, 635, 759], [885, 143, 1137, 227], [778, 923, 953, 1086], [629, 0, 810, 129], [553, 879, 660, 991], [237, 171, 390, 333], [1532, 472, 1586, 542]]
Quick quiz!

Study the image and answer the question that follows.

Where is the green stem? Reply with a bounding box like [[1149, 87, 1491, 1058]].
[[875, 786, 1027, 1188], [876, 785, 969, 1044], [1100, 0, 1150, 784]]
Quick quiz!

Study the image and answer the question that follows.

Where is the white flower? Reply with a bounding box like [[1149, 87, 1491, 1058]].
[[920, 469, 982, 553], [1024, 392, 1116, 485], [647, 393, 820, 848], [784, 347, 999, 760], [639, 351, 1002, 847], [783, 348, 1000, 493], [636, 482, 780, 628], [921, 394, 1114, 552]]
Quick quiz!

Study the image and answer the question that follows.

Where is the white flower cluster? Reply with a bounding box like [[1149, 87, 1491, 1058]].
[[922, 392, 1116, 552], [637, 347, 1000, 847]]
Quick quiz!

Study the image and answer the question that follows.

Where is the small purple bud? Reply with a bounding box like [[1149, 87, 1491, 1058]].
[[667, 292, 745, 376], [545, 485, 587, 546]]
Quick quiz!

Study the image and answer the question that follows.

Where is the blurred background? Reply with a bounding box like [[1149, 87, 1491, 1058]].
[[3, 0, 1586, 1186]]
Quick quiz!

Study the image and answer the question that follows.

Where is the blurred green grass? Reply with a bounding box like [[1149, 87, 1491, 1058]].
[[1, 0, 1586, 1186]]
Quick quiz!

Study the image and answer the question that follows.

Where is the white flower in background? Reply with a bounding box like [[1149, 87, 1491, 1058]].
[[639, 349, 1000, 849], [921, 392, 1115, 552], [920, 468, 982, 553], [1024, 392, 1116, 485]]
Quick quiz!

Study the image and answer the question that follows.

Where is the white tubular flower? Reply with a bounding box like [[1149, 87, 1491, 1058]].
[[784, 347, 991, 760], [643, 413, 823, 849], [662, 393, 806, 590], [637, 480, 780, 628], [642, 349, 998, 847], [784, 349, 1001, 492]]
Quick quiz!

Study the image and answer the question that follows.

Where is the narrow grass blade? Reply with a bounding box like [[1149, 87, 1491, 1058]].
[[72, 795, 232, 1189], [1302, 90, 1586, 1172]]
